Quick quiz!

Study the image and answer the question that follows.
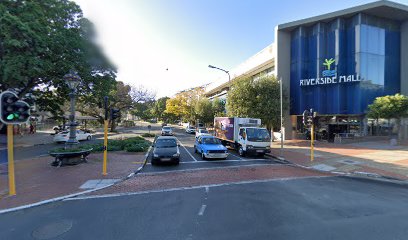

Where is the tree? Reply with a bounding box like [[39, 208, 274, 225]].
[[367, 94, 408, 140], [226, 75, 288, 131], [165, 86, 205, 123], [212, 99, 226, 117], [0, 0, 117, 118], [195, 98, 214, 125], [152, 97, 169, 120]]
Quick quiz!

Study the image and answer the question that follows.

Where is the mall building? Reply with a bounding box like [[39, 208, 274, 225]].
[[206, 0, 408, 141]]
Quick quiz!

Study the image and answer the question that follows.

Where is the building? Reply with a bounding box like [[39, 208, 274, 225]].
[[206, 0, 408, 141]]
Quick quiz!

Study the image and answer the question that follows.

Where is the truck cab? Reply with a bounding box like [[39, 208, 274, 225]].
[[237, 127, 271, 157]]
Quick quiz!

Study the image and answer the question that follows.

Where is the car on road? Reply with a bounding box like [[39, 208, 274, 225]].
[[195, 128, 211, 138], [151, 136, 180, 165], [53, 130, 92, 143], [161, 126, 173, 136], [185, 126, 196, 134], [194, 136, 228, 160]]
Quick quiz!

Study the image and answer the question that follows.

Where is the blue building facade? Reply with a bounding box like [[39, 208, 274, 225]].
[[290, 13, 401, 115]]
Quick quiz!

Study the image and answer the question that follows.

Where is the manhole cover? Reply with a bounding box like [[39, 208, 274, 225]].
[[32, 220, 73, 240]]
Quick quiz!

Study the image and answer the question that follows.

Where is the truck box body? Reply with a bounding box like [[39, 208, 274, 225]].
[[214, 117, 261, 143]]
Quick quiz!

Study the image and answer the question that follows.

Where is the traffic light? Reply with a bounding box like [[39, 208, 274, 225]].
[[110, 108, 120, 120], [302, 109, 310, 126], [0, 91, 31, 124]]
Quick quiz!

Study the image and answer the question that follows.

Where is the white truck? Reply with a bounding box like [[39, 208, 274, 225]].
[[214, 117, 271, 157]]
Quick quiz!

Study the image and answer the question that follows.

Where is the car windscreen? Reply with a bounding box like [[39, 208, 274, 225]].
[[202, 138, 221, 144], [155, 139, 177, 148], [200, 130, 208, 133], [246, 128, 271, 142], [162, 127, 171, 130]]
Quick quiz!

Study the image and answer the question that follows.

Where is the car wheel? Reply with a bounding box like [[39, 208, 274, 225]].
[[258, 153, 265, 158], [194, 146, 197, 153], [239, 146, 246, 157], [201, 152, 206, 160], [86, 136, 92, 141], [173, 159, 180, 165], [151, 158, 158, 165]]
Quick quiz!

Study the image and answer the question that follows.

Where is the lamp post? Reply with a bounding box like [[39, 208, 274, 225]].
[[208, 65, 230, 81], [64, 70, 81, 148]]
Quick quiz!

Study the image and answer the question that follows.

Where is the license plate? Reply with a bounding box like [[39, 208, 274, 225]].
[[256, 150, 264, 153], [161, 158, 171, 161]]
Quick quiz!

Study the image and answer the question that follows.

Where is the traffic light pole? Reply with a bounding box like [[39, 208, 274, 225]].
[[311, 124, 314, 161], [103, 96, 108, 175], [7, 125, 16, 195]]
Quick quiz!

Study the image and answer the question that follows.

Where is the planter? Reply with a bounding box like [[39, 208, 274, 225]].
[[49, 148, 93, 167]]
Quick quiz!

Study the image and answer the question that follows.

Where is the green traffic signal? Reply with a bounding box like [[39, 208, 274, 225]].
[[6, 113, 19, 120]]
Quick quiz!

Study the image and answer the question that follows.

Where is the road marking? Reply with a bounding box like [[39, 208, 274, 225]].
[[179, 141, 198, 162], [65, 175, 333, 201], [198, 204, 207, 216], [205, 186, 209, 193]]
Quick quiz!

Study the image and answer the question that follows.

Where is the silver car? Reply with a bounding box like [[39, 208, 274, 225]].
[[161, 126, 173, 136]]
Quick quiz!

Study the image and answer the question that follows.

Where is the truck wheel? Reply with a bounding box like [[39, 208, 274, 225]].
[[239, 146, 246, 157]]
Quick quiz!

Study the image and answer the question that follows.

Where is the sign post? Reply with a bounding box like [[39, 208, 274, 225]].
[[310, 123, 314, 162]]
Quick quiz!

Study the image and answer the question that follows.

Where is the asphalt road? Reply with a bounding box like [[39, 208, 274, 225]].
[[1, 176, 407, 240], [143, 124, 281, 173]]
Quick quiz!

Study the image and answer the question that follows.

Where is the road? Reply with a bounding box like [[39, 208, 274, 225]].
[[0, 176, 407, 240], [143, 124, 281, 174]]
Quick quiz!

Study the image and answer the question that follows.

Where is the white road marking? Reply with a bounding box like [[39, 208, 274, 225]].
[[65, 175, 333, 201], [179, 141, 198, 162], [205, 186, 209, 193], [198, 204, 207, 216]]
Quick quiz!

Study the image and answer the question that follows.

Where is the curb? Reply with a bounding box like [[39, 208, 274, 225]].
[[0, 147, 152, 215], [266, 153, 408, 186]]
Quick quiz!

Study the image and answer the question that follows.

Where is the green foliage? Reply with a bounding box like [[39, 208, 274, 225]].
[[0, 0, 117, 118], [79, 136, 151, 153], [212, 99, 226, 117], [226, 75, 288, 130], [50, 145, 93, 153], [195, 98, 214, 124], [141, 133, 156, 138], [367, 94, 408, 119]]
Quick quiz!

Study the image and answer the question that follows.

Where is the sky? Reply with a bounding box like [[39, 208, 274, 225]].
[[73, 0, 408, 98]]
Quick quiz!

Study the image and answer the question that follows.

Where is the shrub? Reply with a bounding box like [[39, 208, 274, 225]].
[[141, 133, 156, 138]]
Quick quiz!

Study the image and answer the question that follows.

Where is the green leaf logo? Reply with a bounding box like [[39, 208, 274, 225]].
[[323, 58, 335, 70]]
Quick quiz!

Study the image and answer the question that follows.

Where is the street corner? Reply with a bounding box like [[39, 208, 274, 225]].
[[0, 150, 149, 212]]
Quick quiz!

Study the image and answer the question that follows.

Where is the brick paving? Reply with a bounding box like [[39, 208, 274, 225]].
[[0, 151, 145, 210], [270, 140, 408, 181], [87, 164, 333, 196]]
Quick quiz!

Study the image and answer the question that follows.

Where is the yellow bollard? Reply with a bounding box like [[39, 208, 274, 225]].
[[102, 120, 108, 175], [310, 124, 314, 162], [7, 125, 16, 195]]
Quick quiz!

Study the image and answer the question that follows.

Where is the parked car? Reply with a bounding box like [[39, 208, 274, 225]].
[[194, 136, 228, 160], [185, 126, 196, 134], [161, 126, 173, 136], [195, 128, 211, 138], [53, 130, 92, 143], [151, 136, 180, 165]]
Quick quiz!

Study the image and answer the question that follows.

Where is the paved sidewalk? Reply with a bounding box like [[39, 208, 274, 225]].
[[0, 151, 146, 210], [270, 140, 408, 181]]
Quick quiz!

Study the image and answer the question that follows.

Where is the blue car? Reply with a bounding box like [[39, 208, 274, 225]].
[[194, 136, 228, 160]]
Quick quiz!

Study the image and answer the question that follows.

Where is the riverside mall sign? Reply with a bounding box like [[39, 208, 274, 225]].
[[299, 58, 362, 87]]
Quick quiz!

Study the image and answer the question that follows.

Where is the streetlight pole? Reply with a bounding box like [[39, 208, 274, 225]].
[[64, 70, 81, 148], [208, 65, 230, 81]]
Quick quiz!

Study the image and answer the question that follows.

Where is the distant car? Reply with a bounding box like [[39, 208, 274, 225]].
[[151, 136, 180, 165], [53, 130, 92, 143], [161, 126, 173, 136], [194, 136, 228, 160], [195, 128, 211, 138], [185, 126, 196, 134]]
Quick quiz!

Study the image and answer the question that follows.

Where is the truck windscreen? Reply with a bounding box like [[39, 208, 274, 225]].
[[246, 128, 271, 142]]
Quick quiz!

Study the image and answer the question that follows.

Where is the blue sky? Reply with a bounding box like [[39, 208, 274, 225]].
[[73, 0, 408, 97]]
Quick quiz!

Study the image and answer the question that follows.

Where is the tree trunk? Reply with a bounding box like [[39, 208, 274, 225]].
[[110, 120, 116, 132], [397, 118, 402, 141]]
